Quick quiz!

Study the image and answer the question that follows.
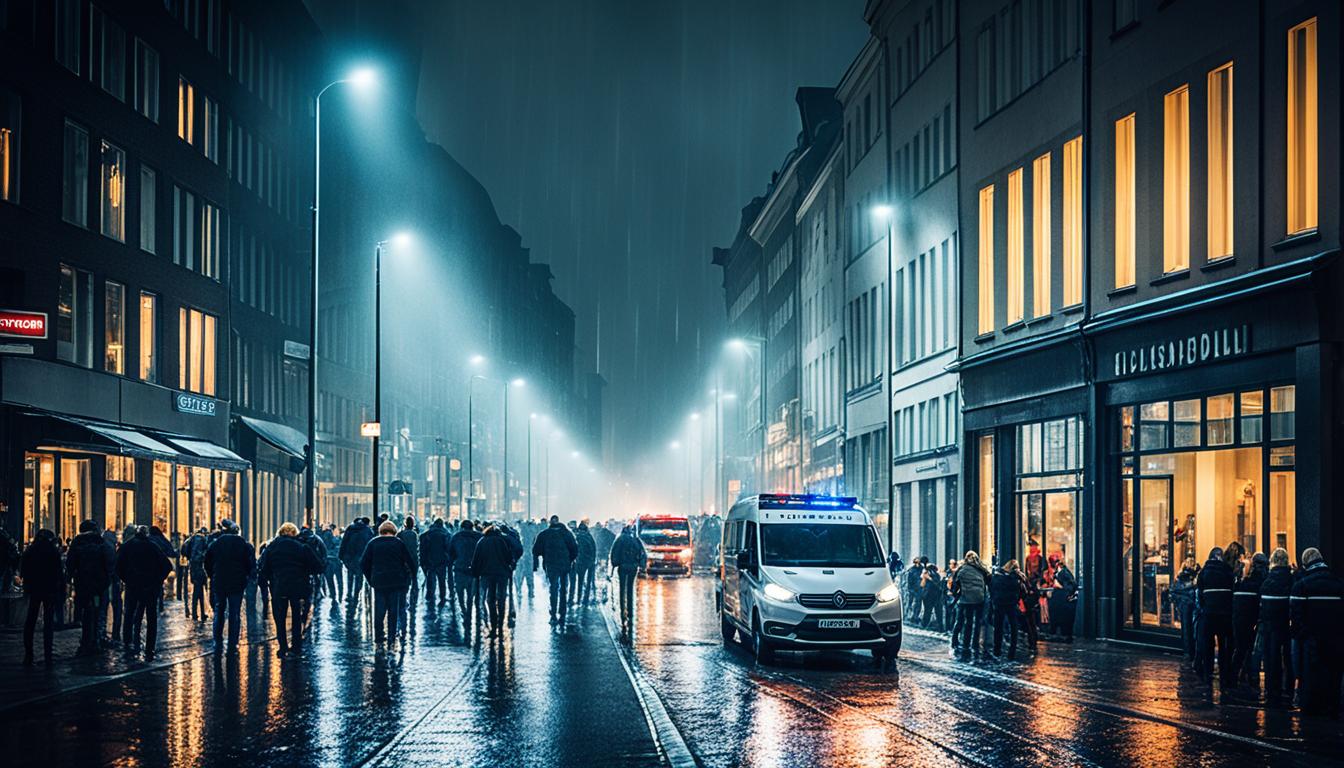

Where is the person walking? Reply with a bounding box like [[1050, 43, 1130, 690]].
[[990, 560, 1024, 659], [950, 551, 989, 658], [1231, 551, 1268, 690], [920, 564, 946, 632], [610, 524, 646, 634], [448, 520, 483, 629], [116, 526, 173, 660], [203, 519, 255, 655], [258, 522, 324, 659], [20, 529, 63, 664], [1047, 555, 1078, 641], [1170, 557, 1200, 661], [339, 517, 374, 608], [298, 524, 327, 631], [905, 559, 926, 625], [1260, 548, 1295, 706], [361, 521, 415, 647], [147, 525, 177, 614], [318, 523, 342, 605], [66, 520, 115, 655], [1291, 547, 1344, 716], [532, 515, 578, 626], [103, 527, 124, 645], [470, 524, 515, 638], [1196, 546, 1236, 691], [183, 527, 210, 621], [419, 518, 450, 611], [397, 516, 420, 633], [574, 521, 597, 606]]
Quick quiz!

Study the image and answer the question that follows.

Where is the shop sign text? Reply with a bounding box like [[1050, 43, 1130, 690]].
[[0, 310, 48, 339], [175, 392, 218, 416], [1112, 324, 1250, 378]]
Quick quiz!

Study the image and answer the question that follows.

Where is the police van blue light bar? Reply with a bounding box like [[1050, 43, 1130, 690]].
[[758, 494, 859, 510]]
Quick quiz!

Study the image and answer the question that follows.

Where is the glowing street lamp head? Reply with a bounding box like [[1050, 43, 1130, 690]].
[[871, 203, 895, 220], [389, 231, 413, 247], [347, 67, 377, 89], [726, 338, 747, 351], [689, 412, 700, 421], [469, 354, 486, 367], [510, 377, 526, 388], [668, 440, 681, 451]]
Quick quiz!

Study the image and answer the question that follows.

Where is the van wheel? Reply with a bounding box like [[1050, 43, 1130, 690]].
[[752, 614, 774, 664], [720, 609, 736, 644]]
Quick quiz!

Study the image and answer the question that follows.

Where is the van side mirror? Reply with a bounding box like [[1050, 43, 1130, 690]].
[[736, 550, 754, 574]]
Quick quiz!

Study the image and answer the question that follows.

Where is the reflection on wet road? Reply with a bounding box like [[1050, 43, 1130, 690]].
[[3, 574, 1342, 767]]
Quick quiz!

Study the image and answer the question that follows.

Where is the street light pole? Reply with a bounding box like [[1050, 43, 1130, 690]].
[[502, 384, 509, 518], [372, 241, 383, 523]]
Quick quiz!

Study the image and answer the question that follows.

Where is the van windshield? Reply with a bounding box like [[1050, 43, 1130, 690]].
[[639, 521, 689, 547], [760, 523, 883, 568]]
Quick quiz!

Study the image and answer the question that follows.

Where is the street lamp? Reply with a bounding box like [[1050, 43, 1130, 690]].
[[305, 67, 379, 530], [872, 203, 896, 554], [372, 232, 412, 523]]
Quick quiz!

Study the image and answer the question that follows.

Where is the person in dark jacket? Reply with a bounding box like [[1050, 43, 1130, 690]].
[[448, 520, 483, 627], [572, 522, 597, 606], [1196, 546, 1236, 689], [21, 529, 63, 664], [1260, 548, 1295, 705], [1291, 547, 1344, 716], [990, 560, 1024, 659], [610, 525, 646, 633], [951, 551, 989, 656], [258, 522, 325, 658], [397, 517, 420, 631], [203, 519, 255, 653], [66, 519, 115, 654], [419, 518, 451, 610], [103, 528, 124, 643], [921, 564, 946, 631], [905, 561, 925, 624], [1231, 552, 1268, 688], [116, 526, 173, 659], [361, 521, 415, 646], [471, 525, 516, 637], [148, 525, 177, 614], [318, 523, 342, 605], [1170, 557, 1200, 661], [182, 527, 210, 621], [532, 515, 578, 625], [498, 523, 525, 628], [1047, 556, 1078, 641], [297, 525, 326, 628], [338, 518, 374, 608]]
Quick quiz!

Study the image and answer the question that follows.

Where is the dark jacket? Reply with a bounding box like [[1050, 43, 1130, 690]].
[[203, 533, 256, 595], [419, 521, 450, 568], [318, 528, 341, 563], [1291, 561, 1344, 643], [149, 529, 177, 561], [593, 527, 616, 563], [1233, 566, 1267, 627], [20, 533, 63, 597], [1196, 557, 1235, 616], [258, 536, 325, 599], [575, 528, 597, 567], [470, 528, 516, 578], [338, 521, 374, 565], [299, 528, 327, 566], [989, 570, 1023, 608], [500, 525, 524, 564], [952, 562, 989, 605], [66, 530, 115, 594], [448, 528, 483, 573], [921, 571, 945, 601], [361, 535, 415, 590], [610, 531, 646, 570], [184, 533, 210, 583], [1259, 564, 1294, 631], [116, 533, 174, 592], [397, 527, 420, 571], [1048, 565, 1078, 614], [532, 522, 578, 573]]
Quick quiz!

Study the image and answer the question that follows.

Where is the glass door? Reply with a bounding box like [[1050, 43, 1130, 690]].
[[60, 458, 91, 542], [23, 453, 55, 543], [1139, 477, 1173, 628]]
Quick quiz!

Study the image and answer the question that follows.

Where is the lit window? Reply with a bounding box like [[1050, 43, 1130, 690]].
[[1271, 386, 1295, 441], [177, 76, 195, 144], [139, 292, 157, 382], [199, 201, 220, 279], [179, 306, 217, 396], [1207, 64, 1234, 259], [1062, 136, 1082, 305], [62, 120, 88, 227], [104, 281, 125, 375], [1114, 113, 1136, 288], [1163, 86, 1189, 273], [139, 165, 156, 254], [1031, 152, 1051, 318], [0, 127, 12, 203], [99, 140, 125, 242], [977, 184, 995, 334], [1287, 18, 1317, 234], [1006, 168, 1024, 324]]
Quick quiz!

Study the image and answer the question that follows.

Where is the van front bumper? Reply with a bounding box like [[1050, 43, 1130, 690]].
[[756, 599, 903, 649]]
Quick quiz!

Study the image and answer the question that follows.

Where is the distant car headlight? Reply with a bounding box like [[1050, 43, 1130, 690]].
[[876, 584, 900, 604], [678, 548, 693, 560], [763, 582, 795, 602]]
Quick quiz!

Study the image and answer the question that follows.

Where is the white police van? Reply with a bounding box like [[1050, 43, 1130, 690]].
[[716, 494, 901, 667]]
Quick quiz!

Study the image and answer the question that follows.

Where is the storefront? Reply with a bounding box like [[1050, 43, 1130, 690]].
[[234, 415, 307, 544]]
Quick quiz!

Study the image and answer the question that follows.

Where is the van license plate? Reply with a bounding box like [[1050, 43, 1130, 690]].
[[817, 619, 859, 629], [663, 553, 677, 560]]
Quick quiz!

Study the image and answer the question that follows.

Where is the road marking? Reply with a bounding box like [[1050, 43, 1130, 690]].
[[600, 603, 699, 768], [356, 655, 484, 768]]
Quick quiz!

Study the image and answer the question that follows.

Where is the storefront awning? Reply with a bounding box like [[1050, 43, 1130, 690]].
[[165, 437, 250, 471], [238, 415, 307, 463], [31, 414, 183, 462]]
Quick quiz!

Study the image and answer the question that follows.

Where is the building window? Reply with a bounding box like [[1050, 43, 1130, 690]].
[[173, 185, 194, 268], [1204, 63, 1234, 260], [977, 184, 994, 334], [177, 76, 194, 144], [139, 291, 157, 382], [1163, 86, 1190, 273], [99, 139, 124, 241], [90, 6, 125, 101], [1017, 417, 1084, 573], [179, 306, 217, 396], [1031, 153, 1051, 318], [199, 200, 220, 279], [0, 90, 18, 204], [203, 96, 218, 162], [134, 39, 159, 123], [55, 0, 81, 75], [1062, 136, 1082, 306], [62, 119, 89, 227], [1006, 168, 1024, 324], [57, 264, 93, 367], [104, 280, 125, 374], [1286, 18, 1317, 235], [977, 433, 995, 560], [1114, 113, 1136, 288], [139, 165, 156, 253]]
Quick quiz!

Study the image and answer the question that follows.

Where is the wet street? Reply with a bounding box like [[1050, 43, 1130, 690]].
[[3, 574, 1343, 767]]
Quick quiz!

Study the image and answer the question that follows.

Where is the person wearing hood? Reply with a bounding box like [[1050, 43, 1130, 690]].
[[148, 525, 177, 614], [449, 520, 483, 627], [318, 523, 342, 605], [116, 526, 173, 659], [1291, 547, 1344, 715], [989, 560, 1025, 659], [204, 519, 255, 654], [573, 521, 597, 606], [1231, 551, 1268, 688], [297, 525, 326, 628], [21, 529, 63, 664], [532, 515, 578, 625], [1260, 548, 1295, 705], [66, 519, 116, 655], [1170, 557, 1200, 661], [609, 525, 646, 634], [361, 521, 415, 646], [497, 522, 524, 628], [470, 524, 516, 637], [419, 518, 451, 610], [397, 517, 420, 632], [183, 527, 210, 621], [103, 527, 124, 643], [1047, 555, 1078, 642], [339, 517, 375, 608], [258, 522, 324, 658], [1196, 546, 1236, 689]]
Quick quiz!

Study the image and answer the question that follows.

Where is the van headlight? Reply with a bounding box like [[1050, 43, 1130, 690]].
[[763, 582, 795, 602], [876, 584, 900, 604]]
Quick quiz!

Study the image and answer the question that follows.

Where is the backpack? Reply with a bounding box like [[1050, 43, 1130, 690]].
[[189, 537, 209, 582]]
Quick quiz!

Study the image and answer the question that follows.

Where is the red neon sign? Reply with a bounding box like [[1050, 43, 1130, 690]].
[[0, 310, 47, 339]]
